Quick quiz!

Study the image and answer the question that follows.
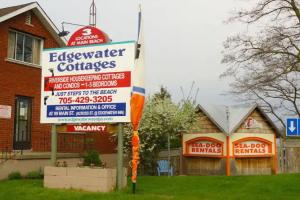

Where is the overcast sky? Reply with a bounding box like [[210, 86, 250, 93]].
[[1, 0, 249, 105]]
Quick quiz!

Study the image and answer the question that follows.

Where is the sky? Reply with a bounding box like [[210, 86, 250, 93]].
[[1, 0, 249, 105]]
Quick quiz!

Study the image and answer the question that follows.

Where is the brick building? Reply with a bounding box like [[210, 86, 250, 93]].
[[0, 2, 116, 154]]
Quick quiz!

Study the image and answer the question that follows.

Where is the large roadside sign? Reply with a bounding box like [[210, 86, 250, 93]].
[[40, 41, 135, 124], [286, 118, 300, 136]]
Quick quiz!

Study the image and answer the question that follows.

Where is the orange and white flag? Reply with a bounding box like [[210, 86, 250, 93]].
[[131, 7, 145, 131], [130, 6, 145, 187]]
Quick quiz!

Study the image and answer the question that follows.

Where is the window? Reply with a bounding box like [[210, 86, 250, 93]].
[[8, 31, 42, 65]]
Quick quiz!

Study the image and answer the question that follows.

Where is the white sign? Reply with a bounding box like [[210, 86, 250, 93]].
[[188, 141, 223, 156], [234, 140, 271, 156], [0, 105, 11, 119], [40, 41, 135, 123]]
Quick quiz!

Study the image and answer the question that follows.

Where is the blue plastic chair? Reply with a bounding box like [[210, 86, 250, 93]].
[[157, 160, 173, 176]]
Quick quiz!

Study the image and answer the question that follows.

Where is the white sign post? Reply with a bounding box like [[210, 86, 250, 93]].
[[40, 41, 135, 124]]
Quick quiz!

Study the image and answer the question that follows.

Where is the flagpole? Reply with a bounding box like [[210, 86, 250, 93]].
[[131, 131, 140, 194]]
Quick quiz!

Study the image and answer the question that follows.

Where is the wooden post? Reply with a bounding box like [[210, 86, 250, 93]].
[[226, 136, 230, 176], [273, 134, 278, 174], [117, 123, 124, 190], [51, 124, 57, 166], [167, 132, 170, 177], [179, 147, 183, 175], [279, 137, 284, 173]]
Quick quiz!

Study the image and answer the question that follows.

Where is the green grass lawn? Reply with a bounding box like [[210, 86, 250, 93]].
[[0, 174, 300, 200]]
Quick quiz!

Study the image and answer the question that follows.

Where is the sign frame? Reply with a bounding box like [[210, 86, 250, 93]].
[[184, 137, 224, 157], [40, 41, 136, 124], [232, 137, 273, 158]]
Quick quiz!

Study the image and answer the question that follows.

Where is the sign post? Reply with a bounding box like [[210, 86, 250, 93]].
[[50, 124, 57, 166], [117, 123, 124, 190]]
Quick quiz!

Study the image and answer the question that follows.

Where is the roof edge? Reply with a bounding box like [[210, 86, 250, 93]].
[[256, 106, 283, 138], [196, 104, 229, 134], [0, 2, 37, 24], [229, 104, 283, 137], [229, 104, 257, 134], [0, 2, 66, 47]]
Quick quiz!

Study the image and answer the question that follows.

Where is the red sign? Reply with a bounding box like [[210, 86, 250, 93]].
[[67, 124, 107, 132], [185, 137, 224, 157], [44, 71, 131, 91], [67, 26, 108, 46], [233, 137, 272, 157]]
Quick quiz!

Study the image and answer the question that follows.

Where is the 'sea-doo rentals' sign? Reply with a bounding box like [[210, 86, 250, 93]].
[[40, 41, 135, 123], [185, 138, 224, 156], [233, 140, 272, 156]]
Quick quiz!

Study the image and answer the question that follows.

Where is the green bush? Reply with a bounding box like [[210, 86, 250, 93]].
[[83, 150, 102, 167], [25, 170, 43, 179], [8, 171, 22, 180]]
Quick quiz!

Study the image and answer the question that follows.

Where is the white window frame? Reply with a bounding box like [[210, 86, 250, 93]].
[[6, 30, 43, 68]]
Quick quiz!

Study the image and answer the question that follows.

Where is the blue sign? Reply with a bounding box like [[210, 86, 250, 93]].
[[47, 103, 126, 118], [286, 118, 300, 136]]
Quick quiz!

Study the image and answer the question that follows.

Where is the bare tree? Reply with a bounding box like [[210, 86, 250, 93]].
[[222, 0, 300, 127]]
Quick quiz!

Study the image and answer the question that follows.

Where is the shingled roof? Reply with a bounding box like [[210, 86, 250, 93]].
[[197, 103, 282, 137], [0, 2, 35, 18], [0, 2, 65, 46]]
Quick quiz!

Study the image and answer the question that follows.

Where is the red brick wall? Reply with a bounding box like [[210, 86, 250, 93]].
[[0, 11, 116, 154], [57, 133, 117, 154], [0, 11, 59, 151]]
